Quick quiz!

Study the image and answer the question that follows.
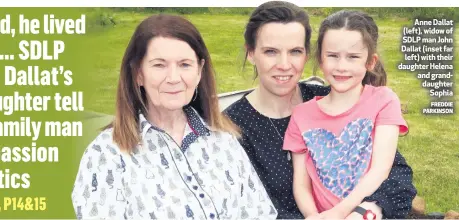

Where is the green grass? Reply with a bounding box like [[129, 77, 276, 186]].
[[82, 10, 459, 213]]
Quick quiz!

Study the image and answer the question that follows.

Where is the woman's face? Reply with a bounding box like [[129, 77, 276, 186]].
[[137, 36, 203, 111], [248, 22, 307, 97]]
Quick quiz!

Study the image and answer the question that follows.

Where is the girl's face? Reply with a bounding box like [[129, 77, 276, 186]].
[[320, 28, 377, 94], [248, 22, 307, 97]]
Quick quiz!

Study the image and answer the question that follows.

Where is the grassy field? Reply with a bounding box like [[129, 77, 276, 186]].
[[82, 10, 459, 213]]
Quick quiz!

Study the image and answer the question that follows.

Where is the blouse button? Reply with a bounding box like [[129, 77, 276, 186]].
[[199, 193, 204, 198], [210, 213, 215, 219], [192, 185, 198, 190], [186, 176, 192, 182]]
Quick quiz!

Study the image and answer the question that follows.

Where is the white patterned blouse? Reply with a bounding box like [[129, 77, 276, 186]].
[[71, 106, 277, 219]]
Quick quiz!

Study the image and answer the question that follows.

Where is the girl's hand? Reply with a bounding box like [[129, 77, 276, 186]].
[[316, 207, 347, 219], [345, 212, 363, 220], [305, 212, 322, 220], [345, 202, 383, 220]]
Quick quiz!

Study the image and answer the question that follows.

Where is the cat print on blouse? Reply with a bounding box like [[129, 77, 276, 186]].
[[71, 106, 277, 219]]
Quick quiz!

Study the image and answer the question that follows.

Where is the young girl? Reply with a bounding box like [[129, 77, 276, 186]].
[[283, 10, 411, 219]]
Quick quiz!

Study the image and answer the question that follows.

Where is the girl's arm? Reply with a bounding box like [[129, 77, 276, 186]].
[[360, 150, 417, 218], [328, 88, 409, 218], [332, 124, 400, 216], [291, 152, 319, 217], [283, 106, 319, 218], [345, 201, 382, 220]]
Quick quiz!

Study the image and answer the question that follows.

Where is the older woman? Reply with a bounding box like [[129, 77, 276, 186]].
[[71, 14, 277, 219], [223, 1, 416, 219]]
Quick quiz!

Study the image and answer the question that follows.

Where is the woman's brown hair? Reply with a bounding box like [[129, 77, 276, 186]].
[[105, 14, 240, 152]]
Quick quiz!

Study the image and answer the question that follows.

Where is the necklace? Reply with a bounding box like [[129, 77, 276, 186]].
[[267, 117, 291, 161], [265, 85, 298, 140], [256, 85, 301, 162], [268, 117, 284, 141]]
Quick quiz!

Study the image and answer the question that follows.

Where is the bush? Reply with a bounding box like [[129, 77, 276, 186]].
[[85, 9, 118, 31]]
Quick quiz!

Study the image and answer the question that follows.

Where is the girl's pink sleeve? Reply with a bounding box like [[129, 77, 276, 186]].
[[283, 110, 308, 153], [375, 88, 409, 135]]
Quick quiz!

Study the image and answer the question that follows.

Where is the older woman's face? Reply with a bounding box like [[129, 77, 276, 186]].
[[248, 22, 307, 97], [138, 37, 202, 111]]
